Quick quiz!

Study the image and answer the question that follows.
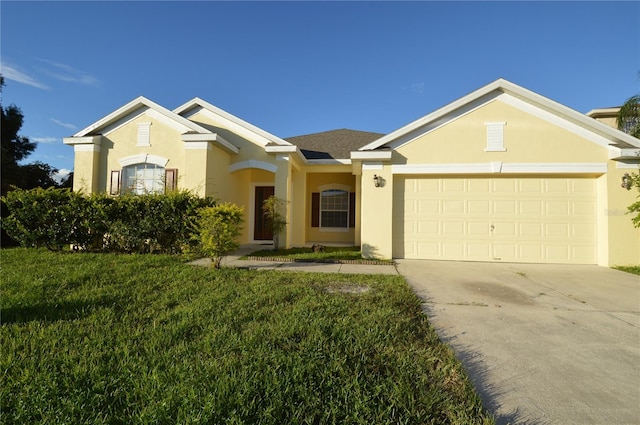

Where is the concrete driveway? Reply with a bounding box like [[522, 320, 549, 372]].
[[396, 260, 640, 425]]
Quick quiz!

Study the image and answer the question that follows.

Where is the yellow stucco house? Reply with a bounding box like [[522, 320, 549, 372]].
[[64, 79, 640, 266]]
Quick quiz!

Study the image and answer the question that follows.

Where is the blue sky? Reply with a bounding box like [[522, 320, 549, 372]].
[[1, 1, 639, 179]]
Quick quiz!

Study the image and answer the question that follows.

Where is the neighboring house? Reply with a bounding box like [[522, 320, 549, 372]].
[[64, 79, 640, 266]]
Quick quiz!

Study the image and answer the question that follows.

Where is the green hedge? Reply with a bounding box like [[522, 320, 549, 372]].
[[1, 188, 216, 253]]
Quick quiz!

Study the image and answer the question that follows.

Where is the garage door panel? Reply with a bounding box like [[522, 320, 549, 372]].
[[546, 201, 569, 215], [494, 200, 516, 214], [468, 243, 492, 259], [393, 176, 596, 264], [418, 199, 439, 213]]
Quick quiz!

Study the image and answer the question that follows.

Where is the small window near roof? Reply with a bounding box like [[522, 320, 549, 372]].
[[485, 122, 506, 152], [320, 189, 349, 228]]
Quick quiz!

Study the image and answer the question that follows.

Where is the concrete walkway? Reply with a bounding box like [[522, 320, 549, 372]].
[[189, 245, 399, 275], [397, 259, 640, 425]]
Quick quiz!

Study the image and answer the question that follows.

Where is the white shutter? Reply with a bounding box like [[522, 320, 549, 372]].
[[137, 122, 151, 147], [485, 122, 506, 152]]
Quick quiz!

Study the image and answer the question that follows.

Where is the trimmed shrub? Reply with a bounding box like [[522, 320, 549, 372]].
[[1, 187, 89, 250], [1, 188, 215, 253]]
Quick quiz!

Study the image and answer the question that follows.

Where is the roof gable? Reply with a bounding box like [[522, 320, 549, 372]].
[[73, 96, 212, 137], [360, 78, 640, 153], [174, 97, 291, 147]]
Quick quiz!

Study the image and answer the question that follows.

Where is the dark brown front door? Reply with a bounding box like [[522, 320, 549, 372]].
[[254, 186, 274, 241]]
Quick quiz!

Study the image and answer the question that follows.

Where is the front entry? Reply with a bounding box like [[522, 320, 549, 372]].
[[254, 186, 274, 241]]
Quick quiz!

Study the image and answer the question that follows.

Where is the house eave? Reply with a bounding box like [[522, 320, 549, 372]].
[[181, 133, 239, 154]]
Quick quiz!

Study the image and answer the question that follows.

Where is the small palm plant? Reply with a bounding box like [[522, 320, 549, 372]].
[[262, 195, 287, 251]]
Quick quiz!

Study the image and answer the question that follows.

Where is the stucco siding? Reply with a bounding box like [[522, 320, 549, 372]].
[[395, 99, 607, 164]]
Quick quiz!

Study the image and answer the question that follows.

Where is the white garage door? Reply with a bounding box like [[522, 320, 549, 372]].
[[393, 177, 597, 264]]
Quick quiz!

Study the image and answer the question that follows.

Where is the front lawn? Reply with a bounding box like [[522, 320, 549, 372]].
[[1, 249, 493, 424]]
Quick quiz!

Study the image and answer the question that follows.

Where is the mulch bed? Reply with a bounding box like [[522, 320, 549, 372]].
[[244, 256, 394, 266]]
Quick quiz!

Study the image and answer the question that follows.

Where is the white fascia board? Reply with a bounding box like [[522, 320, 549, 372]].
[[174, 97, 291, 147], [182, 133, 239, 154], [74, 96, 211, 137], [350, 151, 393, 160], [72, 144, 101, 152], [392, 162, 608, 175], [265, 144, 308, 165], [63, 135, 102, 146], [586, 107, 619, 117], [609, 147, 640, 160], [265, 145, 298, 153]]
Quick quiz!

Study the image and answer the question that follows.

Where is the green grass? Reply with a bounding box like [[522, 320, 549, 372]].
[[614, 265, 640, 275], [1, 248, 493, 425], [245, 246, 393, 264]]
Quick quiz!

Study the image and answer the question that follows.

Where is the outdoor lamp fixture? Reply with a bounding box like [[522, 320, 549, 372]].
[[621, 173, 633, 190], [373, 174, 383, 187]]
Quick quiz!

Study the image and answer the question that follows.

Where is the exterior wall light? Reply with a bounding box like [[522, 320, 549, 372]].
[[373, 174, 384, 188], [621, 173, 633, 190]]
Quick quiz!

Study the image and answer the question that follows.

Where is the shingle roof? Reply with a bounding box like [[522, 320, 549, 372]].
[[285, 129, 384, 160]]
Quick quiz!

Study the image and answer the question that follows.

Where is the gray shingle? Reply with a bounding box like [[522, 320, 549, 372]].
[[285, 129, 384, 160]]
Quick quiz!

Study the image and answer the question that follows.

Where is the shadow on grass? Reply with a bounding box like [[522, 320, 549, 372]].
[[419, 301, 551, 425], [1, 296, 119, 325]]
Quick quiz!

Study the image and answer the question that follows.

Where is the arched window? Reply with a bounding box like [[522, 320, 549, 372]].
[[121, 163, 166, 195], [110, 154, 176, 195]]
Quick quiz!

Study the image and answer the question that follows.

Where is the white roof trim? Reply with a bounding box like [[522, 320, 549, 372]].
[[174, 97, 291, 147], [350, 151, 393, 160], [63, 135, 102, 146], [119, 153, 169, 167], [228, 159, 278, 174], [265, 145, 298, 153], [360, 78, 640, 151], [392, 162, 608, 175], [182, 133, 239, 154], [73, 96, 213, 137]]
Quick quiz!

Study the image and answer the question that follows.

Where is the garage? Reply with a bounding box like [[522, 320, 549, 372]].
[[392, 176, 597, 264]]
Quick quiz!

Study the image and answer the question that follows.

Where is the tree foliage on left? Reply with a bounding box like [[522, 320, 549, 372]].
[[0, 76, 59, 195]]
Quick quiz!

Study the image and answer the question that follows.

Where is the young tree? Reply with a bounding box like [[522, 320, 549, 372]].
[[262, 195, 287, 251], [616, 86, 640, 227], [197, 203, 244, 268]]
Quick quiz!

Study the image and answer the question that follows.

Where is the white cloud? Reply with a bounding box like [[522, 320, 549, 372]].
[[0, 62, 49, 90], [52, 168, 72, 184], [51, 118, 78, 130], [37, 58, 100, 87], [411, 82, 425, 94], [32, 137, 59, 144]]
